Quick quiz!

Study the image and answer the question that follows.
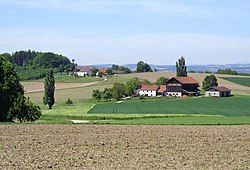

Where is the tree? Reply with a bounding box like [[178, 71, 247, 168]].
[[58, 64, 64, 74], [106, 68, 113, 75], [136, 61, 152, 73], [43, 69, 55, 109], [0, 55, 41, 122], [155, 76, 168, 85], [125, 77, 140, 96], [91, 68, 98, 76], [102, 88, 113, 101], [92, 90, 102, 102], [0, 56, 24, 121], [176, 57, 187, 77], [112, 83, 125, 101], [10, 95, 41, 123], [202, 75, 218, 90]]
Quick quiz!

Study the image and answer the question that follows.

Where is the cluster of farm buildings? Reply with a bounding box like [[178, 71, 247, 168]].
[[75, 66, 125, 77], [75, 66, 231, 98], [138, 77, 232, 98]]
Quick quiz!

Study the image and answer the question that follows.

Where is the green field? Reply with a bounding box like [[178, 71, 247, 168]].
[[220, 77, 250, 87], [88, 96, 250, 117]]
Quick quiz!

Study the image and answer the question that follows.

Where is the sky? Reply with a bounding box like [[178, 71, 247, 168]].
[[0, 0, 250, 65]]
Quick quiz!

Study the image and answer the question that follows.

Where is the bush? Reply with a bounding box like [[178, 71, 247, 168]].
[[65, 98, 73, 106]]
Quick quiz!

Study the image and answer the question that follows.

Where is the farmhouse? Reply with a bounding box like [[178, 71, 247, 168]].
[[205, 86, 232, 97], [165, 77, 199, 97], [76, 66, 96, 77], [139, 84, 159, 97]]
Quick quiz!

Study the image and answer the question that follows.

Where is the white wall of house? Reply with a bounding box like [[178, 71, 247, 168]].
[[77, 71, 87, 77], [139, 90, 157, 97], [166, 92, 182, 97], [77, 71, 93, 77], [205, 91, 231, 97], [205, 91, 220, 97]]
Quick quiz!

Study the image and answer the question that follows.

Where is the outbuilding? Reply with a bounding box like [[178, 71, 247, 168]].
[[205, 86, 232, 97], [139, 84, 159, 97]]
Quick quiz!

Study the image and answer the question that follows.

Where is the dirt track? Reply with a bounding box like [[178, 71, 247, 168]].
[[0, 125, 249, 169]]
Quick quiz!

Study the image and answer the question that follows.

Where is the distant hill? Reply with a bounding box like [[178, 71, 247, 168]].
[[93, 63, 250, 74]]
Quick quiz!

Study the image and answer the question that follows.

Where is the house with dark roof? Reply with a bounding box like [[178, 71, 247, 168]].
[[165, 77, 199, 97], [139, 84, 160, 97], [205, 86, 232, 97], [76, 66, 96, 77]]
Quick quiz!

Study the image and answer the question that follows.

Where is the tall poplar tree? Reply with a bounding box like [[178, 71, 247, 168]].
[[176, 57, 187, 77], [43, 69, 55, 109]]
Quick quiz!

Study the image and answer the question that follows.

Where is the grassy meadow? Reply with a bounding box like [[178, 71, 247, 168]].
[[220, 77, 250, 87]]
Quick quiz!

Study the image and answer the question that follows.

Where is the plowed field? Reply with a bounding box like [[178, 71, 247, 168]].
[[0, 125, 249, 169]]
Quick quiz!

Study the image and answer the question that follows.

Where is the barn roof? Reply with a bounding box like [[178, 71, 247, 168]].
[[166, 77, 199, 85], [206, 86, 231, 92]]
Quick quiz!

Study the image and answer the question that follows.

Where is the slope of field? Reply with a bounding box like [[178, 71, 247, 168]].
[[0, 125, 249, 169], [88, 96, 250, 117], [220, 77, 250, 87]]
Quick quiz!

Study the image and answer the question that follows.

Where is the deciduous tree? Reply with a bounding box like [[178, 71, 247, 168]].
[[202, 75, 218, 90]]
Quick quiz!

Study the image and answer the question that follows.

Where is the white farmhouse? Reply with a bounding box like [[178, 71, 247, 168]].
[[205, 86, 232, 97], [139, 84, 159, 97], [76, 66, 96, 77]]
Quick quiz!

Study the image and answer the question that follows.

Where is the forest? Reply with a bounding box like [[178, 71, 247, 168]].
[[0, 50, 73, 80]]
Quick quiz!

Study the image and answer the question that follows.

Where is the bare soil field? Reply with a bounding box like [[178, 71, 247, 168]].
[[0, 125, 249, 169], [22, 82, 98, 93], [122, 72, 250, 95]]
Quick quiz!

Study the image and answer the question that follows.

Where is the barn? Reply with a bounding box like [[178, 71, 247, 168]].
[[165, 77, 199, 97], [205, 86, 232, 97]]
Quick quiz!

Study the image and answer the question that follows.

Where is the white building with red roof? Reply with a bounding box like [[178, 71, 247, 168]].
[[205, 86, 232, 97], [139, 84, 160, 97]]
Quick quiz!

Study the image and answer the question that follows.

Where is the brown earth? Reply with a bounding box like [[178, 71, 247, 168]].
[[22, 82, 98, 93], [0, 125, 249, 169]]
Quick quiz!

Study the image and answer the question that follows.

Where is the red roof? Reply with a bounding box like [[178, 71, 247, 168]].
[[98, 68, 108, 73], [140, 84, 159, 91], [169, 77, 199, 84], [158, 85, 166, 93]]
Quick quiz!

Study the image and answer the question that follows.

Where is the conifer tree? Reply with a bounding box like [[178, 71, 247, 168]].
[[43, 69, 55, 109]]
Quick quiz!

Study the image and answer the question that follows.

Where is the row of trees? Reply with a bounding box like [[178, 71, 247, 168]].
[[93, 78, 141, 101]]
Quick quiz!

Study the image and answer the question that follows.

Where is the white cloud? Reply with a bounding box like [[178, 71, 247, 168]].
[[0, 28, 249, 65], [0, 0, 249, 17]]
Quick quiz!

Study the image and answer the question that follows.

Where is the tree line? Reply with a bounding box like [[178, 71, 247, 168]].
[[0, 50, 74, 80]]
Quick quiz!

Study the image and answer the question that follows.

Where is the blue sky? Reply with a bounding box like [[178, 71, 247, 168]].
[[0, 0, 250, 65]]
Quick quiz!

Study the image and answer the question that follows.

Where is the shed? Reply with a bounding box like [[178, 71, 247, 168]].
[[205, 86, 232, 97]]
